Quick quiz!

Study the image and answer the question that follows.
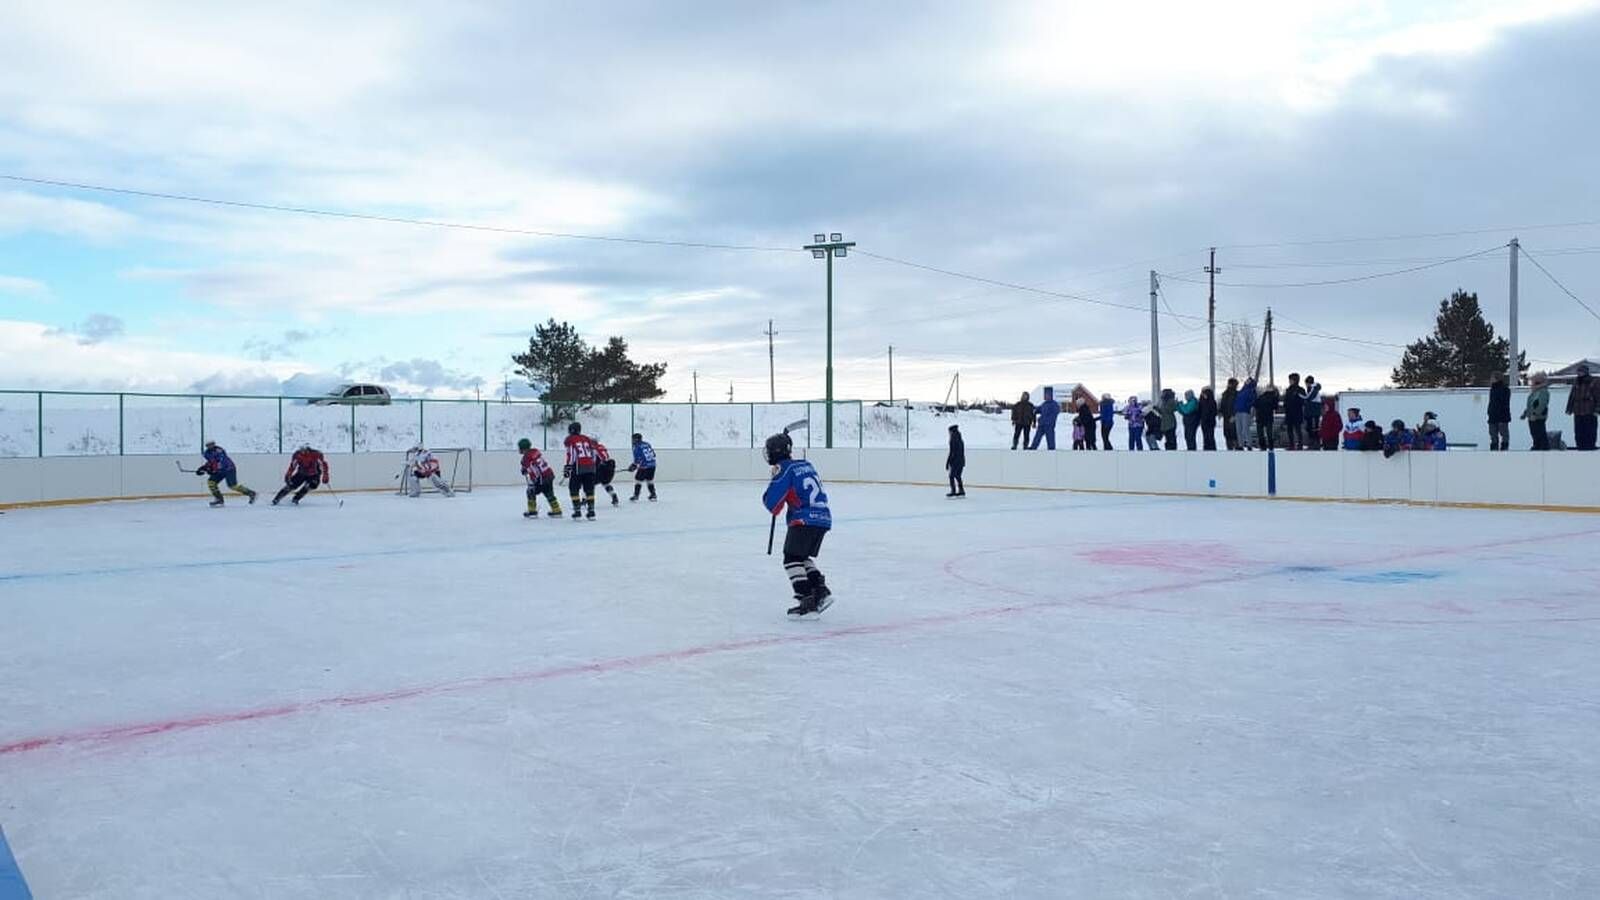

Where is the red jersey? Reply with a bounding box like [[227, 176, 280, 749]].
[[594, 442, 612, 464], [564, 434, 599, 473], [285, 449, 329, 482], [520, 448, 554, 482]]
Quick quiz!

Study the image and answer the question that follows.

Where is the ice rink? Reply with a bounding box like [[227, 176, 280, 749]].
[[2, 480, 1599, 898]]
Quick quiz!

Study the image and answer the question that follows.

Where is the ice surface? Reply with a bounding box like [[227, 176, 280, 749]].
[[2, 484, 1598, 898]]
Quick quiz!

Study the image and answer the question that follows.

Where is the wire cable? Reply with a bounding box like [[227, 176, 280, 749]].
[[0, 173, 804, 253], [1518, 243, 1600, 323], [1159, 244, 1507, 288]]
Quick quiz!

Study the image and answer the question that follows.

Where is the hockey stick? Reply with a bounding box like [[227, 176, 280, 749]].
[[766, 419, 810, 555]]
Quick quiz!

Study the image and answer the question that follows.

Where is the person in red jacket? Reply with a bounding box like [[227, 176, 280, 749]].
[[563, 421, 601, 520], [272, 444, 329, 505], [593, 441, 621, 506], [1318, 400, 1343, 451], [518, 438, 562, 518]]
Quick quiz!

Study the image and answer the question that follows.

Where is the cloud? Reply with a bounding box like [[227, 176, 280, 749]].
[[0, 274, 48, 298], [375, 357, 485, 393], [241, 327, 319, 361], [0, 190, 135, 239], [45, 312, 125, 345]]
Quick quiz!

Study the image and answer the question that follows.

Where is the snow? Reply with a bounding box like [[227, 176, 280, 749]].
[[2, 483, 1598, 898]]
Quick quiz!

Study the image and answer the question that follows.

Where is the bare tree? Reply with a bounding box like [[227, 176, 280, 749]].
[[1220, 319, 1260, 380]]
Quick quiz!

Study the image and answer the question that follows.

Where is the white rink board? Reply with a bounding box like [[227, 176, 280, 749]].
[[1, 484, 1598, 898]]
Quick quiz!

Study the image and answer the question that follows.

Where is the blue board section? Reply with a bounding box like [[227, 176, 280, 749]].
[[0, 827, 32, 900]]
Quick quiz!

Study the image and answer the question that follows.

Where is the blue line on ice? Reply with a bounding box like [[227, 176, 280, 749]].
[[0, 495, 1173, 585]]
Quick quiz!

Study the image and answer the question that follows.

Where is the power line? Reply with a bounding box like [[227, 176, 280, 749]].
[[1217, 220, 1600, 251], [0, 173, 803, 254], [1518, 243, 1600, 323], [1157, 282, 1198, 331], [1159, 244, 1507, 288]]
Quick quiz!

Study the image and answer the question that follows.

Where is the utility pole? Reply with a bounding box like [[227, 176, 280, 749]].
[[1266, 308, 1275, 387], [887, 344, 894, 405], [956, 372, 961, 409], [1206, 248, 1220, 393], [1509, 238, 1520, 386], [692, 370, 698, 404], [764, 319, 777, 402], [804, 233, 855, 448], [1149, 270, 1161, 402], [727, 382, 734, 403]]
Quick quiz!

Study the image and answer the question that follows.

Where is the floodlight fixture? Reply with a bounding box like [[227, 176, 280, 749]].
[[833, 247, 847, 257], [829, 232, 842, 242], [812, 248, 826, 258], [814, 233, 826, 243]]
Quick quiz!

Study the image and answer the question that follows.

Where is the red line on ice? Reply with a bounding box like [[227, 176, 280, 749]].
[[4, 525, 1597, 759]]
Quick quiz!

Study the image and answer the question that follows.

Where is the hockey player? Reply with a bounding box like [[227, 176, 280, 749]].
[[272, 444, 329, 505], [593, 440, 621, 506], [193, 440, 258, 507], [517, 438, 562, 517], [628, 432, 658, 501], [562, 422, 600, 520], [762, 432, 833, 618], [404, 446, 454, 497]]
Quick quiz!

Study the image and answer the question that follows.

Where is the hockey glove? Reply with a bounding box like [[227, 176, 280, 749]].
[[627, 463, 638, 472], [194, 467, 207, 476]]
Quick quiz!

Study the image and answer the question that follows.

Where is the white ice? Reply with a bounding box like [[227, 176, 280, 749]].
[[2, 482, 1598, 898]]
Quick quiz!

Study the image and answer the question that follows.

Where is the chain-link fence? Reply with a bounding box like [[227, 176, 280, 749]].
[[0, 391, 1000, 457]]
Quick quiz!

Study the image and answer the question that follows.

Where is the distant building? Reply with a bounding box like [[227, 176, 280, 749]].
[[1027, 383, 1099, 410], [1547, 358, 1600, 384]]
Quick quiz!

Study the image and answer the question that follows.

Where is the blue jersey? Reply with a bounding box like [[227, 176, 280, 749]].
[[763, 459, 832, 530], [632, 441, 657, 468], [201, 445, 236, 474]]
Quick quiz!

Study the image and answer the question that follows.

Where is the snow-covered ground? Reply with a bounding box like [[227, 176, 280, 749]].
[[2, 484, 1598, 898]]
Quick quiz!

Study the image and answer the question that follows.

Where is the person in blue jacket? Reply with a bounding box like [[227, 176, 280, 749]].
[[1029, 386, 1061, 450], [193, 440, 257, 507], [1382, 419, 1415, 458], [1233, 377, 1258, 450], [762, 432, 834, 618], [1098, 393, 1115, 450], [628, 432, 658, 501]]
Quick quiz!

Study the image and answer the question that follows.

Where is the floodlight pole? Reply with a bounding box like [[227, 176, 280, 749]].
[[1508, 237, 1520, 387], [804, 233, 855, 448]]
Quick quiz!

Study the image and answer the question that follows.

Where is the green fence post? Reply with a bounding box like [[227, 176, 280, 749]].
[[629, 403, 635, 438], [542, 407, 548, 451], [419, 399, 425, 446], [906, 405, 910, 449], [690, 402, 696, 450], [750, 404, 755, 448], [350, 405, 357, 453], [806, 402, 812, 448], [37, 391, 43, 457], [118, 393, 124, 456], [199, 395, 206, 451], [859, 402, 863, 449], [482, 401, 488, 452], [277, 397, 283, 453]]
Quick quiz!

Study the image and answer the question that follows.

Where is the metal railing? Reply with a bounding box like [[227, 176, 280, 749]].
[[0, 390, 987, 457]]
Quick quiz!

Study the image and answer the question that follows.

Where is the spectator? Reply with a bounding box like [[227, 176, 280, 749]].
[[1342, 407, 1365, 450], [1071, 417, 1086, 450], [1282, 373, 1306, 450], [1523, 371, 1551, 451], [1234, 377, 1257, 450], [1099, 393, 1116, 451], [1125, 396, 1146, 450], [1254, 382, 1280, 450], [1030, 386, 1061, 450], [1219, 378, 1240, 450], [1319, 398, 1342, 450], [945, 424, 966, 497], [1199, 387, 1219, 451], [1303, 377, 1323, 450], [1414, 412, 1448, 450], [1076, 401, 1098, 450], [1487, 374, 1512, 451], [1566, 363, 1598, 451], [1360, 420, 1384, 451], [1143, 404, 1163, 450], [1158, 388, 1179, 450], [1010, 391, 1035, 450], [1382, 419, 1414, 458], [1179, 389, 1200, 450]]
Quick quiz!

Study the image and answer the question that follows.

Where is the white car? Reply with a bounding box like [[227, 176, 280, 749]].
[[309, 384, 392, 405]]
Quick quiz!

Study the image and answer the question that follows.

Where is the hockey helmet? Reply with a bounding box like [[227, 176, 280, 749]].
[[568, 421, 582, 436], [631, 432, 642, 443], [517, 438, 532, 451], [1391, 419, 1406, 430], [764, 431, 793, 465]]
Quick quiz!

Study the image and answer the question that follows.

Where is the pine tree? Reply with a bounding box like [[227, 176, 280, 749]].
[[511, 320, 667, 421], [1392, 290, 1528, 387]]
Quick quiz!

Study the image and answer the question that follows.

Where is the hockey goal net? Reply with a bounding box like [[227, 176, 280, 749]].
[[397, 447, 474, 495]]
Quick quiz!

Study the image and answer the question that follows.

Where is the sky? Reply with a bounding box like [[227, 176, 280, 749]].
[[2, 0, 1599, 404]]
